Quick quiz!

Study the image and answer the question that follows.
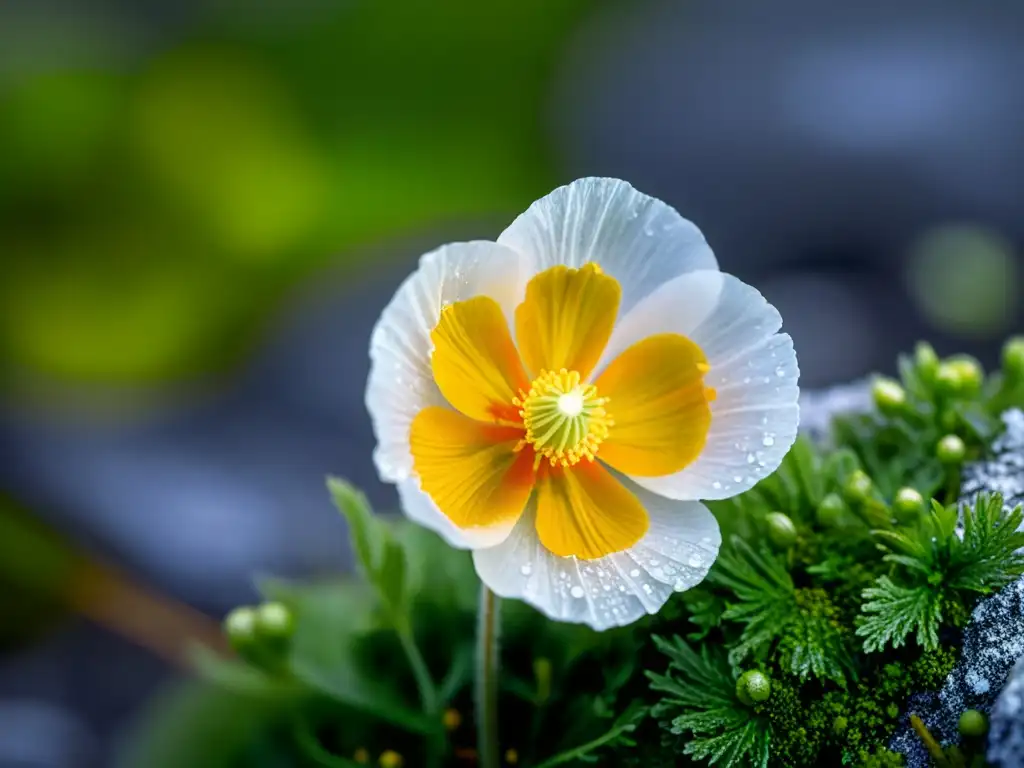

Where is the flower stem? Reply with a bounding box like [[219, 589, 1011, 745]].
[[476, 584, 501, 768]]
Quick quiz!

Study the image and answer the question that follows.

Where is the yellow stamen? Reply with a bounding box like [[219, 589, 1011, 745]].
[[513, 368, 613, 467]]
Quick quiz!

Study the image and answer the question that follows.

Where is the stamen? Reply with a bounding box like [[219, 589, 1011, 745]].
[[512, 368, 613, 467]]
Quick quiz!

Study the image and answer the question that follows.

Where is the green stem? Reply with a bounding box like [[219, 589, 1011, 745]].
[[396, 622, 445, 767], [396, 621, 438, 715], [476, 584, 501, 768]]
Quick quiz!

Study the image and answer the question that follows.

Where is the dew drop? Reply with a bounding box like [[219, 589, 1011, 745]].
[[630, 569, 641, 578], [688, 555, 703, 568], [733, 474, 743, 483], [519, 563, 532, 576], [712, 480, 723, 490], [570, 586, 585, 599], [763, 436, 775, 447], [746, 453, 756, 464], [649, 559, 660, 567], [775, 367, 786, 378], [603, 584, 612, 591], [642, 583, 653, 595]]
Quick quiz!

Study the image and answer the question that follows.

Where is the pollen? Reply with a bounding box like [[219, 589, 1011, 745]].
[[513, 368, 613, 467]]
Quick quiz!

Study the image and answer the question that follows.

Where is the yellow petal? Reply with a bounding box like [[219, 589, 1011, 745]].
[[535, 461, 648, 560], [410, 407, 535, 530], [593, 333, 712, 477], [515, 263, 621, 379], [430, 296, 529, 424]]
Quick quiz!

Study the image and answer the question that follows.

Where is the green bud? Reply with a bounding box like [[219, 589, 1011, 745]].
[[224, 606, 258, 650], [934, 363, 963, 397], [816, 493, 846, 528], [892, 487, 925, 523], [915, 342, 940, 384], [946, 356, 983, 395], [843, 470, 873, 504], [936, 434, 966, 465], [958, 709, 987, 737], [872, 377, 907, 414], [736, 669, 771, 705], [255, 601, 295, 639], [1003, 336, 1024, 383], [765, 512, 798, 549]]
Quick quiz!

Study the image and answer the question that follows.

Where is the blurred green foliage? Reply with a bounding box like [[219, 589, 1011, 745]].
[[0, 1, 589, 387], [0, 496, 78, 649]]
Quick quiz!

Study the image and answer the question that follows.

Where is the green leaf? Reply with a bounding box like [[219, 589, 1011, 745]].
[[856, 577, 942, 652], [257, 576, 434, 734], [534, 701, 648, 768], [790, 436, 825, 507], [328, 477, 410, 617], [115, 679, 303, 768]]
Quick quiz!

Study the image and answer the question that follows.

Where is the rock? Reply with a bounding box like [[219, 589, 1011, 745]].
[[989, 655, 1024, 766], [797, 379, 872, 443], [961, 408, 1024, 513]]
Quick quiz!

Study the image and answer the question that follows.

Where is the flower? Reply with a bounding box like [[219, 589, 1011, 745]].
[[366, 178, 799, 629]]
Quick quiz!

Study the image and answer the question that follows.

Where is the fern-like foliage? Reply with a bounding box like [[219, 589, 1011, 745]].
[[647, 635, 770, 768], [857, 577, 943, 652], [857, 493, 1024, 652], [708, 538, 795, 665], [951, 493, 1024, 591]]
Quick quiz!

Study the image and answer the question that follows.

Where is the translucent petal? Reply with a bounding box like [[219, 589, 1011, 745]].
[[397, 478, 520, 550], [430, 296, 529, 423], [594, 333, 711, 477], [596, 270, 800, 500], [473, 480, 720, 630], [497, 178, 718, 318], [366, 241, 529, 483], [514, 263, 620, 379], [534, 461, 648, 560]]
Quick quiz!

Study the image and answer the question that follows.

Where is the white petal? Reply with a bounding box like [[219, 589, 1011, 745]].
[[497, 177, 718, 316], [397, 479, 518, 550], [599, 270, 800, 500], [472, 482, 720, 630], [365, 240, 529, 484]]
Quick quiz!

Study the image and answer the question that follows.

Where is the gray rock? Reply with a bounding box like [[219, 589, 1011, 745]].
[[989, 655, 1024, 766], [962, 408, 1024, 513], [797, 378, 872, 443]]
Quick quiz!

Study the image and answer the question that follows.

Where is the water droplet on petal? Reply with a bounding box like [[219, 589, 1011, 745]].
[[642, 583, 653, 595], [570, 586, 585, 599], [630, 569, 641, 578], [712, 481, 722, 490], [763, 436, 775, 447], [689, 555, 703, 568], [775, 367, 786, 377], [746, 453, 756, 464], [520, 563, 532, 576]]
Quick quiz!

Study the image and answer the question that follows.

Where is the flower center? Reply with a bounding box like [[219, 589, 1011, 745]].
[[513, 368, 613, 467]]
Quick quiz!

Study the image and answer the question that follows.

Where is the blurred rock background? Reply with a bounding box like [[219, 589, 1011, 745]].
[[0, 0, 1022, 765]]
